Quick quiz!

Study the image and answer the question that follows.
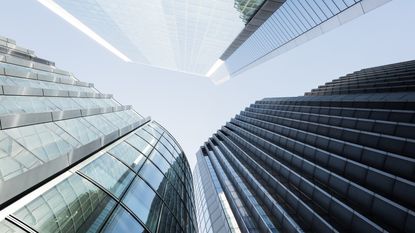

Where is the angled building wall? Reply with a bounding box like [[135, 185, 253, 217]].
[[194, 60, 415, 232], [0, 35, 196, 233]]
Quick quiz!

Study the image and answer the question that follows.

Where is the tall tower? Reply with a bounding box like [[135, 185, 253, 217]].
[[0, 35, 196, 233], [194, 60, 415, 233]]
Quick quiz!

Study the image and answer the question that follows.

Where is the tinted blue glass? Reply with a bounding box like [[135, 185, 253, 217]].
[[158, 205, 181, 233], [139, 161, 167, 195], [102, 206, 145, 233], [122, 177, 162, 232], [148, 150, 171, 174], [126, 134, 153, 156], [14, 174, 116, 233], [80, 153, 135, 198], [108, 142, 146, 172], [136, 130, 157, 146], [155, 143, 175, 164]]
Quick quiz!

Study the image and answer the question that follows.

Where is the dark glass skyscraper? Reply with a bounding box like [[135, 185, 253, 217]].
[[194, 60, 415, 233], [0, 35, 196, 233]]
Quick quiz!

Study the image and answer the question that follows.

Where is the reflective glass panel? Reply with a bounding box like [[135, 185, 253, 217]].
[[139, 161, 167, 195], [55, 118, 103, 143], [0, 96, 59, 115], [80, 153, 135, 198], [102, 112, 129, 129], [84, 114, 119, 135], [126, 134, 153, 156], [159, 137, 176, 156], [155, 143, 175, 164], [0, 220, 25, 233], [158, 205, 181, 233], [48, 97, 82, 110], [14, 174, 116, 233], [115, 110, 140, 124], [102, 205, 145, 233], [4, 122, 80, 162], [148, 123, 164, 135], [122, 177, 163, 232], [148, 149, 171, 175], [0, 131, 43, 181], [108, 142, 146, 172], [143, 125, 162, 139], [135, 129, 157, 146]]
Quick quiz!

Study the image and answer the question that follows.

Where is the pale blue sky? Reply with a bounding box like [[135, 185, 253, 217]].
[[1, 0, 414, 168]]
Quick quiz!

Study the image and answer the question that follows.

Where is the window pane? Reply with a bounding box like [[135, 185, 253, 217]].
[[126, 134, 153, 156], [108, 142, 146, 172], [102, 206, 145, 233], [55, 118, 103, 143], [148, 123, 164, 135], [101, 112, 129, 129], [0, 131, 43, 181], [48, 97, 82, 110], [0, 220, 26, 233], [158, 205, 181, 233], [80, 153, 135, 198], [135, 130, 157, 146], [122, 177, 162, 232], [143, 125, 162, 139], [14, 174, 116, 233], [84, 114, 119, 135], [155, 143, 175, 164], [4, 122, 80, 162], [139, 161, 167, 195], [0, 96, 59, 115], [148, 149, 171, 175]]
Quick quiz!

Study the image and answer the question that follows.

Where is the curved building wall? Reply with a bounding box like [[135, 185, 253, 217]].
[[0, 36, 196, 233]]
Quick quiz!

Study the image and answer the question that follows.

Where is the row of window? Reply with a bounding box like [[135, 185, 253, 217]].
[[0, 96, 120, 116], [0, 62, 94, 92], [0, 58, 76, 83]]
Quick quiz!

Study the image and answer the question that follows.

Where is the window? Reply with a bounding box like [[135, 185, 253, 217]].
[[101, 206, 145, 233], [14, 174, 116, 233], [122, 177, 162, 232], [108, 142, 146, 172], [80, 153, 135, 198]]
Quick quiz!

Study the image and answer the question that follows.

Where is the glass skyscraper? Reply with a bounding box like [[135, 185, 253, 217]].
[[37, 0, 392, 83], [194, 60, 415, 233], [0, 35, 196, 233]]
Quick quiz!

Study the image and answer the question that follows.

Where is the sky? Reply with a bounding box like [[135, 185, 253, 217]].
[[1, 0, 414, 169]]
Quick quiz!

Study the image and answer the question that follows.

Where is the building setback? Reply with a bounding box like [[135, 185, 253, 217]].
[[194, 60, 415, 233], [0, 35, 196, 233]]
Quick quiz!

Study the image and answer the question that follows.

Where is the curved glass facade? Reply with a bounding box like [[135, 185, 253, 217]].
[[1, 121, 197, 233], [0, 36, 196, 233]]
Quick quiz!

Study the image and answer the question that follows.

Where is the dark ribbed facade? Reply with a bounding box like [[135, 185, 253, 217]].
[[194, 60, 415, 233]]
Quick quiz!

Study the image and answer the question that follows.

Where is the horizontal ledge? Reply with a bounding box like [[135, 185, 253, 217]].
[[0, 85, 112, 98], [0, 53, 69, 76], [1, 67, 92, 88], [0, 105, 132, 129]]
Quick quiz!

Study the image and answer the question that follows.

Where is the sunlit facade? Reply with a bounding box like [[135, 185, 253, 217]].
[[194, 60, 415, 232], [0, 35, 196, 233], [38, 0, 391, 83]]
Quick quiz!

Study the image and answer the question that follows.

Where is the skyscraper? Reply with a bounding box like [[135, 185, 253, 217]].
[[194, 60, 415, 232], [0, 35, 196, 233], [37, 0, 392, 83]]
